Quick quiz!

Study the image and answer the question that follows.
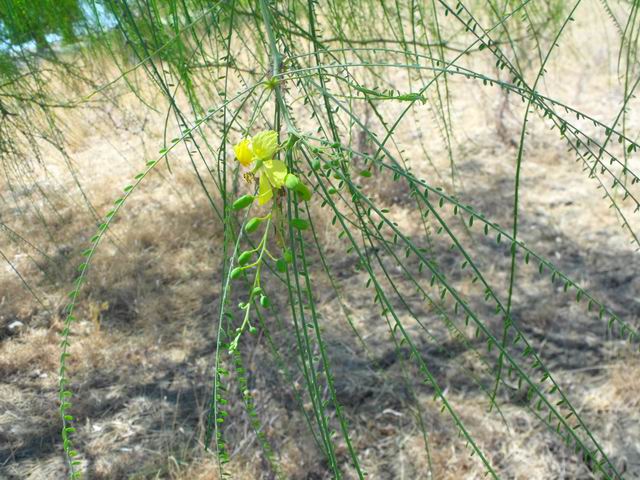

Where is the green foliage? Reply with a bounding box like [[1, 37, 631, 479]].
[[0, 0, 83, 48]]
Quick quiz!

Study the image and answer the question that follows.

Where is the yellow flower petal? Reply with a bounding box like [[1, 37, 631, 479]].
[[252, 130, 279, 160], [233, 138, 253, 167], [257, 173, 273, 205], [262, 159, 288, 188]]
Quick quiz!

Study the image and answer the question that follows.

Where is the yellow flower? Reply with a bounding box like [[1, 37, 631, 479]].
[[252, 130, 279, 160], [233, 138, 253, 167], [256, 159, 288, 205], [233, 130, 297, 206]]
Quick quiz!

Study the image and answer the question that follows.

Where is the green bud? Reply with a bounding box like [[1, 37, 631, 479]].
[[238, 251, 253, 265], [276, 258, 287, 272], [245, 217, 262, 233], [285, 173, 300, 189], [311, 158, 321, 170], [251, 287, 263, 297], [230, 267, 243, 279], [260, 295, 270, 308], [249, 326, 258, 334], [232, 194, 254, 210], [283, 249, 293, 263]]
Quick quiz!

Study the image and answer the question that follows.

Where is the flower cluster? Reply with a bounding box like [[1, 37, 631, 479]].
[[233, 130, 310, 205]]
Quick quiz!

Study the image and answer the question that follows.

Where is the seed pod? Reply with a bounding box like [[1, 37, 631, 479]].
[[260, 295, 270, 308], [276, 258, 287, 272], [238, 251, 253, 265], [249, 326, 258, 334], [252, 287, 263, 297], [232, 194, 254, 210], [230, 267, 243, 279], [291, 218, 309, 230], [283, 249, 293, 263], [311, 158, 321, 170], [245, 217, 262, 233]]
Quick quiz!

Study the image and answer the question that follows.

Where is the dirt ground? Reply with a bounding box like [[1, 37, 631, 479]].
[[1, 2, 640, 479]]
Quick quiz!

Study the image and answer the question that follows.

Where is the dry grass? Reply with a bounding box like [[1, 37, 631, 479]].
[[1, 2, 640, 478]]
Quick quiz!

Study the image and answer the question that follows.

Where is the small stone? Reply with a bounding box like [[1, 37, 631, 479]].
[[8, 320, 24, 331]]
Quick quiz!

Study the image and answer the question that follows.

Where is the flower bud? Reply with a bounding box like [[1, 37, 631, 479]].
[[251, 287, 263, 297], [285, 173, 300, 189], [238, 251, 253, 265], [245, 217, 262, 233], [259, 295, 270, 308], [232, 194, 254, 210]]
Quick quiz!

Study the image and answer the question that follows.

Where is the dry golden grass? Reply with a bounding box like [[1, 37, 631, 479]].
[[1, 3, 640, 478]]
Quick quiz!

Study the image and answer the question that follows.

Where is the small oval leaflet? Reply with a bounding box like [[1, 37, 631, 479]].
[[291, 218, 309, 230]]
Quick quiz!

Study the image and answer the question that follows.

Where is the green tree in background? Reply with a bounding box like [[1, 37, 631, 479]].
[[0, 0, 83, 49]]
